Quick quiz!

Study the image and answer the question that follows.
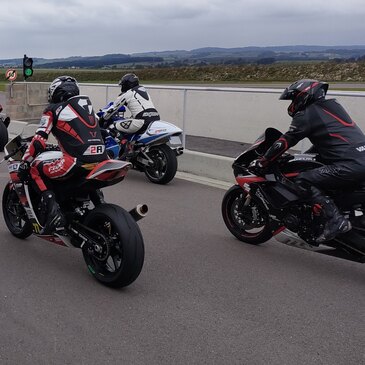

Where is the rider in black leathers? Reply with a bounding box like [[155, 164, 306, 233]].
[[256, 79, 365, 243]]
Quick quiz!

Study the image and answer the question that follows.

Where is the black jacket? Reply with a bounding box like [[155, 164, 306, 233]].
[[264, 98, 365, 164]]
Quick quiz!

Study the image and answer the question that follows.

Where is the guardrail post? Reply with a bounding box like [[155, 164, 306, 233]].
[[182, 89, 187, 148]]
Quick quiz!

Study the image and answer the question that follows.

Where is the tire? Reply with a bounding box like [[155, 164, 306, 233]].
[[82, 203, 144, 288], [2, 183, 33, 239], [0, 120, 8, 152], [144, 144, 177, 184], [221, 185, 273, 244]]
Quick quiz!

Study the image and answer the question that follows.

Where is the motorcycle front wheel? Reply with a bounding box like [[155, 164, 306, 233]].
[[82, 203, 144, 288], [144, 144, 177, 184], [2, 183, 33, 239], [0, 120, 8, 151], [221, 185, 273, 244]]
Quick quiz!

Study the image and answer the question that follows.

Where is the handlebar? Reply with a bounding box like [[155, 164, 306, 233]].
[[1, 139, 59, 164]]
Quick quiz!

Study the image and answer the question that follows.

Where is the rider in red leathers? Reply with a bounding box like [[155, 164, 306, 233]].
[[18, 76, 108, 234]]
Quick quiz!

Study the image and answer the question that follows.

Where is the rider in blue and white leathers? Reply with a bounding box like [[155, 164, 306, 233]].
[[100, 73, 160, 134]]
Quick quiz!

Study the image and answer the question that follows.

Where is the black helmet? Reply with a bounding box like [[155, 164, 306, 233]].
[[48, 76, 80, 103], [119, 73, 139, 93], [280, 79, 329, 117]]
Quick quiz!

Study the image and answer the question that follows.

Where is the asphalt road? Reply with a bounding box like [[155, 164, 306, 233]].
[[0, 159, 364, 365]]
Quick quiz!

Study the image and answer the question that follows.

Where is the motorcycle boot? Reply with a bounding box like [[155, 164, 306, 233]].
[[311, 186, 352, 243], [39, 191, 66, 235]]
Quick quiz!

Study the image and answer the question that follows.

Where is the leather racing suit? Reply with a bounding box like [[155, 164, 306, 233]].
[[102, 85, 160, 133], [263, 98, 365, 189], [260, 97, 365, 242], [23, 95, 108, 193]]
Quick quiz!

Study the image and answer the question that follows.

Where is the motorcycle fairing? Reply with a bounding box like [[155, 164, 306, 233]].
[[135, 120, 183, 146], [254, 181, 301, 210], [33, 151, 63, 161], [86, 159, 131, 182], [104, 135, 121, 158], [234, 127, 283, 166], [4, 135, 24, 161]]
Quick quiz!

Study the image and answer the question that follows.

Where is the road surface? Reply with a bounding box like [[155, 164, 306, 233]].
[[0, 160, 364, 364]]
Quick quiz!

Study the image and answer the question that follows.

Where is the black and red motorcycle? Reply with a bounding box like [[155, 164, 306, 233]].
[[1, 133, 147, 287], [222, 127, 365, 263]]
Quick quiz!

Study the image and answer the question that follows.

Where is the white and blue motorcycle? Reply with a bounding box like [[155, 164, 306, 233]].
[[98, 103, 184, 184]]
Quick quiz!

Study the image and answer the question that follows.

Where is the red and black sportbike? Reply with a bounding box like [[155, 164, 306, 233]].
[[1, 133, 147, 287], [222, 127, 365, 263]]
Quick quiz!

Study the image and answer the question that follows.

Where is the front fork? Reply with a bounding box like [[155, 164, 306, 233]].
[[242, 188, 284, 236], [12, 182, 43, 234]]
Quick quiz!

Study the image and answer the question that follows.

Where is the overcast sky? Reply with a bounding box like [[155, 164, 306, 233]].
[[1, 0, 365, 59]]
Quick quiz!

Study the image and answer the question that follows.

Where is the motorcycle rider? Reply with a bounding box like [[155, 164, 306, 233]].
[[99, 73, 160, 134], [254, 79, 365, 243], [18, 76, 108, 234]]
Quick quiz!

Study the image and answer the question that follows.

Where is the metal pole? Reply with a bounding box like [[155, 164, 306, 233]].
[[182, 89, 187, 149]]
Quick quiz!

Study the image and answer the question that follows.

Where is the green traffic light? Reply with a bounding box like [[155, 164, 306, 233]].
[[24, 68, 33, 77], [23, 54, 34, 79]]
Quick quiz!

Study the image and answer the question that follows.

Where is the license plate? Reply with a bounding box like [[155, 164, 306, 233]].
[[8, 163, 20, 172], [169, 136, 182, 146]]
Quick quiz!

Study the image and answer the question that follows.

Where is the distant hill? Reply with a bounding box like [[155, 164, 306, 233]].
[[1, 45, 365, 69]]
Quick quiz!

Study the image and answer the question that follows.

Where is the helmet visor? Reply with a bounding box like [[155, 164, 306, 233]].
[[279, 87, 295, 100]]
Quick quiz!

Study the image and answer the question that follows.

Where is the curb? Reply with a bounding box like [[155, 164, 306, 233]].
[[178, 150, 234, 183], [7, 120, 235, 184]]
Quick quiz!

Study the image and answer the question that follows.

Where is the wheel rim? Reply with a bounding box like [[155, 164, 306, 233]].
[[85, 218, 125, 279], [145, 149, 167, 180], [227, 191, 267, 237], [5, 190, 30, 234]]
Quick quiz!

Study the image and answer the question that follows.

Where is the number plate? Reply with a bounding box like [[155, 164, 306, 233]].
[[169, 136, 182, 146], [8, 162, 20, 172]]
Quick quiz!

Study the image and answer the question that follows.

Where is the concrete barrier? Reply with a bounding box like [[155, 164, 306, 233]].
[[4, 83, 365, 148], [7, 120, 234, 183], [178, 150, 234, 183]]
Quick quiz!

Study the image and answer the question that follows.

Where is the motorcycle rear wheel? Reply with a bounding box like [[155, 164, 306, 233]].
[[144, 144, 177, 184], [82, 204, 144, 288], [222, 185, 273, 244], [2, 183, 33, 239]]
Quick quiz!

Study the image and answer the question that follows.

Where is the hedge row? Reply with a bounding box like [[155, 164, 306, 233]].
[[1, 61, 365, 83]]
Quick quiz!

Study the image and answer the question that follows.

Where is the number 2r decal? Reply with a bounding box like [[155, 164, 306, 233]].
[[83, 145, 105, 155]]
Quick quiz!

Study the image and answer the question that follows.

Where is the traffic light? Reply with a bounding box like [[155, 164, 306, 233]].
[[23, 54, 33, 80]]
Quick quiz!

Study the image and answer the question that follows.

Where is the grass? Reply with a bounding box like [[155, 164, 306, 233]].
[[1, 64, 365, 91]]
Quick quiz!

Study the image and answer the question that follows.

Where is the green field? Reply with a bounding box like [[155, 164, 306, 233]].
[[1, 61, 365, 90]]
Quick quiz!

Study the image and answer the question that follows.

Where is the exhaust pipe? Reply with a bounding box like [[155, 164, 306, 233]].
[[129, 204, 148, 222]]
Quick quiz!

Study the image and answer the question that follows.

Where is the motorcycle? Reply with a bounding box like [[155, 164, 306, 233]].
[[98, 103, 184, 185], [1, 132, 148, 287], [221, 127, 365, 263], [0, 104, 10, 151]]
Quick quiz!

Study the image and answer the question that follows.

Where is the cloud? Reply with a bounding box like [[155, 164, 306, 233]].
[[0, 0, 364, 58]]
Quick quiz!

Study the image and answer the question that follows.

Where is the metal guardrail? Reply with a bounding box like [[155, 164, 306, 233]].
[[22, 82, 365, 149]]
